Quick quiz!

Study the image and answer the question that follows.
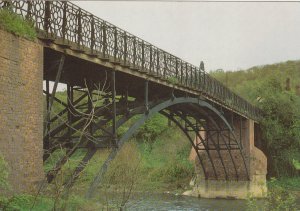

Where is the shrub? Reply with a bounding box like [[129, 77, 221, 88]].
[[265, 186, 297, 211], [136, 114, 168, 142], [0, 9, 36, 40], [163, 160, 193, 182], [257, 78, 300, 177], [247, 178, 297, 211], [102, 142, 142, 209]]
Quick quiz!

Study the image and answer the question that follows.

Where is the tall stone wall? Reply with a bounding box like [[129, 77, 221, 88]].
[[0, 30, 44, 194]]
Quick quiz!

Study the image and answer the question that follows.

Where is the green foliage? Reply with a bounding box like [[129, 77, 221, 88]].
[[101, 142, 142, 209], [149, 159, 193, 184], [292, 159, 300, 170], [0, 194, 53, 211], [211, 60, 300, 102], [0, 153, 9, 190], [43, 148, 66, 173], [257, 78, 300, 177], [62, 195, 101, 211], [269, 177, 300, 191], [137, 127, 194, 190], [136, 114, 169, 142], [75, 149, 110, 186], [0, 153, 10, 209], [46, 149, 88, 198], [0, 193, 101, 211], [104, 142, 141, 186], [0, 9, 36, 40], [246, 195, 263, 211], [265, 187, 297, 211], [167, 76, 179, 85], [247, 178, 297, 211]]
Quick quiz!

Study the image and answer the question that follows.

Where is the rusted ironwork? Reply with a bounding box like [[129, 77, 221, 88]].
[[0, 0, 262, 120]]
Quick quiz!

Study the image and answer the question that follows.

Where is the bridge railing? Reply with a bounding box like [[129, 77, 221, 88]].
[[0, 0, 262, 120]]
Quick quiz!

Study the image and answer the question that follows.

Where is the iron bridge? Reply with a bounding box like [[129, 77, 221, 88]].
[[0, 0, 263, 198]]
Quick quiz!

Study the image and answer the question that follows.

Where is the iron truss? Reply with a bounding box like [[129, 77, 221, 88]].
[[40, 56, 250, 198], [0, 0, 262, 120]]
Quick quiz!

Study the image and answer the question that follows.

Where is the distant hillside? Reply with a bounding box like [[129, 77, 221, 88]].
[[210, 60, 300, 103]]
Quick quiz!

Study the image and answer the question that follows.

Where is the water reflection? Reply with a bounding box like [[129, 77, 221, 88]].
[[105, 193, 249, 211], [98, 191, 300, 210]]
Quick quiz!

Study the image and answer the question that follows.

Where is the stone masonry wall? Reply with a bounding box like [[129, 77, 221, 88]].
[[0, 30, 44, 194]]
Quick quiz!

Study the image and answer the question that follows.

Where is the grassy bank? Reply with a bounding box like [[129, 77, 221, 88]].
[[270, 177, 300, 191], [0, 9, 36, 40]]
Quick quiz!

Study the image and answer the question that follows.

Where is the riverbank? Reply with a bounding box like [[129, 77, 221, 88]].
[[1, 179, 299, 211]]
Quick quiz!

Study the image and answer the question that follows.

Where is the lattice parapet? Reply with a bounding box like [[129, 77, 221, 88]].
[[0, 0, 262, 121]]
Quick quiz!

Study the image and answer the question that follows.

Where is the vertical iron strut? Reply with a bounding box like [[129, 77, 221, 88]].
[[112, 70, 117, 145], [87, 82, 94, 138], [240, 116, 243, 148], [44, 78, 50, 160], [48, 55, 65, 114], [44, 55, 65, 161], [145, 80, 149, 113], [125, 87, 129, 113], [67, 83, 73, 148]]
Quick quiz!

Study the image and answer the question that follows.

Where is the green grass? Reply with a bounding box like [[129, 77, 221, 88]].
[[0, 194, 52, 211], [0, 194, 103, 211], [135, 125, 194, 191], [268, 177, 300, 191], [0, 9, 36, 40]]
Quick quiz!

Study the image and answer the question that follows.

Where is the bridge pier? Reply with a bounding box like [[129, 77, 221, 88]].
[[0, 30, 44, 194], [189, 118, 267, 199]]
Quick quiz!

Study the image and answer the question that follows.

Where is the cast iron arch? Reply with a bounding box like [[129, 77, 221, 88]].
[[188, 104, 248, 180], [85, 97, 249, 198]]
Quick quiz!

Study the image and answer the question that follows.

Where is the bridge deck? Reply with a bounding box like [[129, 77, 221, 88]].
[[0, 0, 261, 121]]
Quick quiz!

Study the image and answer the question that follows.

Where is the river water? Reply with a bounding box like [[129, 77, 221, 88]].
[[98, 192, 300, 210], [100, 193, 249, 210]]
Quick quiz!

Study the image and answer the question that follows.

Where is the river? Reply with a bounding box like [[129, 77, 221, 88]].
[[97, 192, 300, 210], [99, 193, 250, 210], [126, 194, 249, 210]]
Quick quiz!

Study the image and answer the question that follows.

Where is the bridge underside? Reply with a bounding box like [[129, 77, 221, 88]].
[[43, 48, 266, 198]]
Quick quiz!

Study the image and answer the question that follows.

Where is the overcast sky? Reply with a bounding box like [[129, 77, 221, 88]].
[[74, 1, 300, 72]]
